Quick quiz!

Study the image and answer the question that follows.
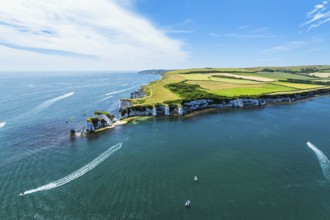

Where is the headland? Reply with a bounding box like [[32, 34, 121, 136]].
[[80, 65, 330, 134], [118, 65, 330, 119]]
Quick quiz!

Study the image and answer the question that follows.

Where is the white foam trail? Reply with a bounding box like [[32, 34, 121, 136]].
[[307, 141, 330, 181], [0, 121, 5, 128], [20, 142, 122, 196], [16, 92, 74, 120], [99, 96, 113, 102], [105, 85, 138, 96]]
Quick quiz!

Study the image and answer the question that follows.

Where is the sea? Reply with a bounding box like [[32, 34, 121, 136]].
[[0, 71, 330, 220]]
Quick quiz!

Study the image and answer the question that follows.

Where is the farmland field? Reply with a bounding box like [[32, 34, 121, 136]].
[[309, 72, 330, 78], [272, 82, 325, 89], [209, 76, 261, 84], [207, 84, 296, 97], [186, 80, 261, 90], [131, 67, 330, 105]]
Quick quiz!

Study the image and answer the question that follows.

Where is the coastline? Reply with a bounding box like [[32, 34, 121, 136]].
[[117, 67, 330, 121], [118, 87, 330, 120], [80, 67, 330, 134]]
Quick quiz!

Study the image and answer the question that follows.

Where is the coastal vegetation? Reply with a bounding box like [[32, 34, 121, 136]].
[[129, 65, 330, 106]]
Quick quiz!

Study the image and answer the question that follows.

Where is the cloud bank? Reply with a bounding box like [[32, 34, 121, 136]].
[[0, 0, 187, 70]]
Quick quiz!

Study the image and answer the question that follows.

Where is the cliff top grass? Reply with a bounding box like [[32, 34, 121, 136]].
[[130, 66, 330, 106]]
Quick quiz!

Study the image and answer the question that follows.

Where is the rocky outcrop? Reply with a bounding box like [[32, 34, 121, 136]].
[[119, 99, 132, 109], [86, 121, 95, 132], [178, 106, 184, 116], [94, 113, 113, 126], [152, 107, 157, 116], [86, 111, 115, 133], [165, 106, 170, 116], [130, 89, 146, 99]]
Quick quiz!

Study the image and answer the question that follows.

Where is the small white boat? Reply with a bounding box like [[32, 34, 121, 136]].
[[0, 121, 6, 128], [194, 176, 198, 181], [185, 200, 191, 207]]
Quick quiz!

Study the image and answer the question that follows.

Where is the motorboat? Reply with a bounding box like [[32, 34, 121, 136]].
[[185, 200, 191, 207], [194, 176, 198, 181], [0, 121, 6, 128]]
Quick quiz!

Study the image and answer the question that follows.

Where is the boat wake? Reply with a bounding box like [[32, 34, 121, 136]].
[[307, 141, 330, 181], [0, 121, 6, 128], [105, 85, 138, 96], [98, 95, 113, 102], [16, 92, 74, 120], [20, 142, 122, 196]]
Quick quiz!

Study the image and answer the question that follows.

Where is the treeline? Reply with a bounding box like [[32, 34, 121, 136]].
[[165, 82, 220, 100], [262, 67, 323, 74], [181, 70, 253, 75]]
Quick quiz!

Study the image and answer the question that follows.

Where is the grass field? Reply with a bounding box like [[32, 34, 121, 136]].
[[216, 73, 274, 82], [272, 82, 325, 89], [207, 84, 296, 97], [209, 76, 261, 84], [133, 72, 184, 105], [254, 72, 313, 80], [179, 73, 214, 81], [186, 80, 260, 90], [130, 67, 328, 105]]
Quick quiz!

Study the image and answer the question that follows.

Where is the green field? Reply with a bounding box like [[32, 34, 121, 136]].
[[271, 82, 325, 89], [209, 76, 261, 84], [254, 72, 313, 80], [207, 84, 295, 97], [129, 66, 330, 105]]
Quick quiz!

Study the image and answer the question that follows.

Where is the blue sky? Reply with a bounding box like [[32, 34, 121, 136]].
[[0, 0, 329, 71]]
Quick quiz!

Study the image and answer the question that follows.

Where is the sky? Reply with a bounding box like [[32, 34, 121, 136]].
[[0, 0, 330, 71]]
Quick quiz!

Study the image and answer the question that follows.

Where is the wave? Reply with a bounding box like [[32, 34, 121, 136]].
[[20, 142, 122, 196], [0, 121, 5, 128], [307, 141, 330, 181], [105, 85, 138, 96], [16, 92, 74, 120]]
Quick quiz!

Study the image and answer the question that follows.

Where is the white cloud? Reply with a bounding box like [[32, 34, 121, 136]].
[[161, 18, 194, 35], [302, 0, 330, 30], [251, 27, 270, 33], [265, 41, 307, 53], [163, 28, 194, 34], [225, 33, 277, 39], [0, 0, 188, 70], [209, 33, 220, 38], [225, 26, 275, 39], [237, 25, 249, 30]]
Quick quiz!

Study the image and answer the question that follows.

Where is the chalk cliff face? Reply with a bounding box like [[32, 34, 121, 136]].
[[178, 106, 183, 116], [94, 113, 112, 126], [130, 90, 146, 99], [165, 106, 170, 116], [86, 122, 95, 132], [119, 99, 132, 109], [118, 88, 330, 119], [152, 107, 157, 116]]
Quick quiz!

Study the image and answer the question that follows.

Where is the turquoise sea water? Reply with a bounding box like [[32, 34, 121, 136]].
[[1, 72, 330, 219]]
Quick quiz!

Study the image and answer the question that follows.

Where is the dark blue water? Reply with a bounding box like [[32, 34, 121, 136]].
[[1, 72, 330, 220]]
